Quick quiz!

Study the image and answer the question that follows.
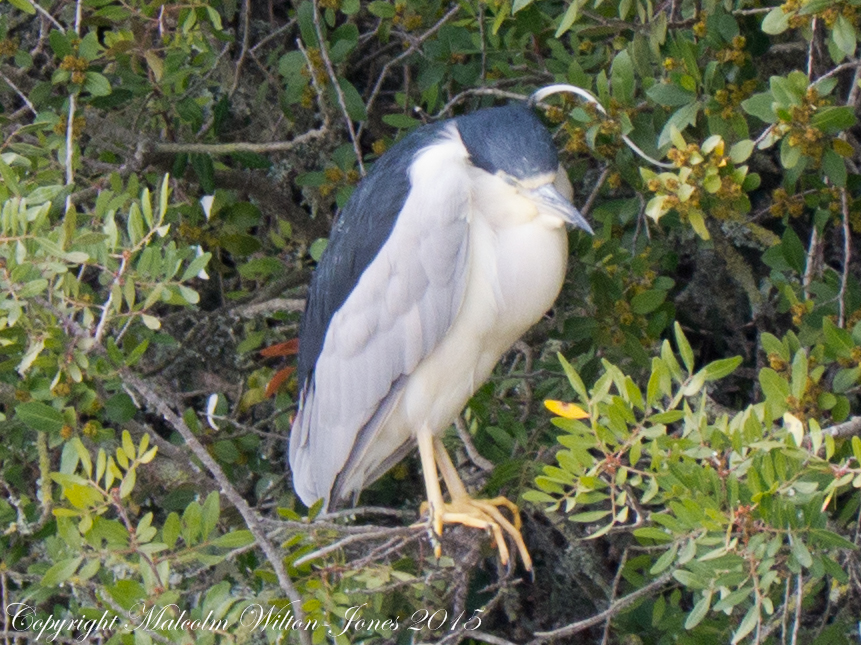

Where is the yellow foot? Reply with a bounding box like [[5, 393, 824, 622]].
[[416, 495, 532, 571]]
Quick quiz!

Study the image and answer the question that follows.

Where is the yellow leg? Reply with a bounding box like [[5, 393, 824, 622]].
[[415, 431, 532, 570]]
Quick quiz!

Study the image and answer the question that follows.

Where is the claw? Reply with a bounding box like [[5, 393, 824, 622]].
[[416, 428, 532, 570]]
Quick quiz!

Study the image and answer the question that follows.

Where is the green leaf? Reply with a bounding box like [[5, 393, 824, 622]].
[[42, 556, 84, 587], [823, 318, 854, 357], [118, 466, 136, 499], [382, 114, 420, 130], [822, 148, 847, 187], [650, 542, 678, 574], [191, 154, 215, 194], [832, 367, 860, 393], [729, 140, 755, 164], [78, 32, 101, 61], [658, 102, 700, 148], [646, 83, 696, 107], [611, 50, 634, 104], [731, 605, 759, 644], [811, 106, 857, 133], [809, 528, 857, 550], [83, 72, 112, 96], [673, 569, 706, 589], [309, 237, 328, 262], [759, 368, 790, 401], [781, 226, 806, 274], [852, 436, 861, 465], [15, 402, 65, 433], [685, 590, 712, 630], [49, 30, 72, 57], [105, 393, 137, 424], [201, 491, 220, 539], [555, 0, 582, 37], [790, 350, 808, 400], [367, 1, 395, 18], [0, 158, 20, 196], [181, 252, 212, 282], [334, 78, 367, 121], [832, 14, 857, 58], [634, 527, 674, 543], [570, 510, 612, 522], [761, 7, 789, 34], [674, 322, 694, 373], [631, 289, 667, 314], [211, 530, 255, 548], [741, 92, 777, 124], [220, 233, 262, 256], [512, 0, 535, 11], [702, 356, 742, 381], [7, 0, 36, 13], [163, 512, 181, 548], [558, 353, 589, 402], [791, 538, 813, 568]]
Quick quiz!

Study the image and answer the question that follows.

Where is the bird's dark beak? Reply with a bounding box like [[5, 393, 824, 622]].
[[528, 184, 594, 234]]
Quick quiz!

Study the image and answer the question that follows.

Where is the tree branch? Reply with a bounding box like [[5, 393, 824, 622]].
[[122, 371, 312, 645], [528, 570, 676, 644]]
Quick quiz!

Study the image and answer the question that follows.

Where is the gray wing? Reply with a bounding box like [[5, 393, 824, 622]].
[[289, 133, 471, 509]]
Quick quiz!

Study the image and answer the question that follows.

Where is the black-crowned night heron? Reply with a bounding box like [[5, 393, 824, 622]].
[[289, 96, 593, 570]]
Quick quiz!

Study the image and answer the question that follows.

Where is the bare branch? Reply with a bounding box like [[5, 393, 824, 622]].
[[232, 297, 306, 319], [358, 4, 461, 137], [528, 570, 676, 644], [230, 0, 251, 96], [469, 631, 520, 645], [123, 372, 312, 645], [454, 416, 494, 472], [294, 526, 420, 566], [311, 0, 365, 175], [839, 187, 851, 327], [32, 1, 65, 32], [0, 71, 37, 116], [580, 166, 610, 218], [152, 130, 326, 155]]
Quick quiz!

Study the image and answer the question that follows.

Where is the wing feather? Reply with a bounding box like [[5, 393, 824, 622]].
[[290, 128, 472, 508]]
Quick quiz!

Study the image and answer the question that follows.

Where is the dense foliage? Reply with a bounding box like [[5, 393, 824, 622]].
[[0, 0, 859, 643]]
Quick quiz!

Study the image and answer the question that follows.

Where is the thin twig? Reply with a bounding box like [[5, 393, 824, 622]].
[[152, 131, 326, 155], [122, 372, 312, 645], [250, 19, 297, 54], [65, 92, 77, 188], [601, 548, 630, 645], [32, 1, 65, 32], [318, 506, 416, 521], [469, 631, 519, 645], [580, 166, 610, 217], [839, 187, 851, 327], [232, 297, 305, 318], [93, 254, 127, 344], [802, 226, 818, 301], [230, 0, 251, 96], [790, 572, 802, 645], [0, 71, 37, 116], [359, 4, 462, 137], [454, 416, 494, 472], [529, 570, 676, 643], [436, 88, 527, 119], [294, 526, 420, 566], [311, 0, 365, 175], [812, 58, 861, 87]]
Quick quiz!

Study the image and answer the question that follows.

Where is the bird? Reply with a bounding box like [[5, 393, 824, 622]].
[[289, 96, 593, 570]]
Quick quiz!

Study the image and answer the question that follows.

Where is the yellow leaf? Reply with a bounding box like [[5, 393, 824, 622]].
[[783, 412, 804, 447], [544, 400, 589, 419]]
